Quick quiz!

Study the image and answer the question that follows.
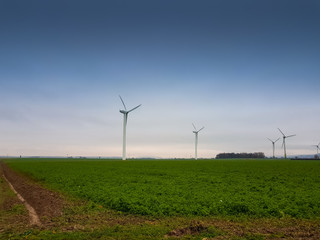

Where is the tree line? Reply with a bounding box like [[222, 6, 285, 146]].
[[216, 152, 265, 159]]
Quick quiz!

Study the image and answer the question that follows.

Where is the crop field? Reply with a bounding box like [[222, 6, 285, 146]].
[[6, 159, 320, 219]]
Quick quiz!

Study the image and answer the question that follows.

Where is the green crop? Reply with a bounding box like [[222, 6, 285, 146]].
[[6, 159, 320, 218]]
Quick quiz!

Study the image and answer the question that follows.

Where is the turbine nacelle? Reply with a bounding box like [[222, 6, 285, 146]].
[[192, 123, 204, 133], [312, 142, 320, 148], [278, 128, 296, 139], [312, 145, 320, 149], [119, 95, 141, 115], [267, 137, 280, 144], [312, 142, 320, 154]]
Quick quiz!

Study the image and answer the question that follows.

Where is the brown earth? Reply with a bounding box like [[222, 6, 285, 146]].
[[0, 163, 23, 212], [1, 188, 21, 211], [166, 218, 320, 239], [167, 220, 209, 237], [205, 218, 320, 240], [0, 163, 29, 231], [1, 162, 64, 219]]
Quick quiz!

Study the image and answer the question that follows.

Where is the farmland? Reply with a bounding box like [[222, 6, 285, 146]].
[[5, 159, 320, 219]]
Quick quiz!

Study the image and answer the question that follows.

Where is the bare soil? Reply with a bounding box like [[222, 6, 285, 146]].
[[1, 189, 20, 211], [205, 218, 320, 240], [0, 164, 29, 231], [166, 218, 320, 239], [167, 220, 209, 237], [1, 162, 64, 219]]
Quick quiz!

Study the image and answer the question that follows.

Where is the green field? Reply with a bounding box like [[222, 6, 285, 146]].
[[6, 159, 320, 219]]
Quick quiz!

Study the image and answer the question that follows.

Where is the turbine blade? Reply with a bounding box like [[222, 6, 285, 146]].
[[286, 134, 296, 138], [275, 138, 280, 143], [267, 138, 273, 142], [119, 95, 127, 110], [198, 127, 204, 132], [282, 139, 284, 148], [128, 104, 141, 113], [278, 128, 285, 136], [192, 123, 197, 131]]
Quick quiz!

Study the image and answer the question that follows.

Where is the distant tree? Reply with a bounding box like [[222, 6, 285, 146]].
[[216, 152, 265, 159], [315, 155, 319, 160]]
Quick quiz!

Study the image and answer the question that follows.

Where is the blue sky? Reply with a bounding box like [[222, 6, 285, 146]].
[[0, 0, 319, 158]]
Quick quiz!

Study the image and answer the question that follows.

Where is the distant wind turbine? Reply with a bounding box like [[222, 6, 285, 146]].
[[119, 96, 141, 160], [278, 128, 296, 159], [312, 142, 320, 155], [267, 137, 280, 158], [192, 123, 204, 160]]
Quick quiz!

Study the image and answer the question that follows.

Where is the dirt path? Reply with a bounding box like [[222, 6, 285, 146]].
[[1, 162, 64, 225], [2, 173, 41, 226]]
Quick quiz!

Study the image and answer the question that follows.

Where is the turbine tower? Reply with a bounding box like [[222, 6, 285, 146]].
[[192, 123, 204, 160], [278, 128, 296, 159], [312, 142, 320, 155], [267, 137, 280, 158], [119, 96, 141, 160]]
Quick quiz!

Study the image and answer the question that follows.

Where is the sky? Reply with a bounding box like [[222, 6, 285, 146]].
[[0, 0, 319, 158]]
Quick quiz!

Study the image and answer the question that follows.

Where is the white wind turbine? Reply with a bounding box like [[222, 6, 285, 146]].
[[119, 96, 141, 160], [312, 142, 320, 155], [278, 128, 296, 159], [267, 137, 280, 158], [192, 123, 204, 160]]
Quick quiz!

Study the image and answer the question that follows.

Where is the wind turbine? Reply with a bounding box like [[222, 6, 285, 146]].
[[267, 137, 280, 158], [119, 96, 141, 160], [278, 128, 296, 159], [192, 123, 204, 160], [312, 142, 320, 155]]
